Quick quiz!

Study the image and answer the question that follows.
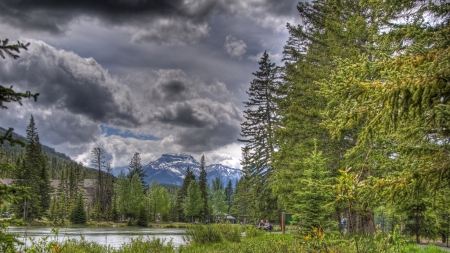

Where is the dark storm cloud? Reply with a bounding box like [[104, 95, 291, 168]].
[[173, 120, 241, 153], [35, 112, 99, 146], [0, 40, 141, 127], [160, 80, 186, 101], [0, 0, 297, 44], [157, 99, 243, 152], [0, 0, 217, 44], [156, 102, 207, 128]]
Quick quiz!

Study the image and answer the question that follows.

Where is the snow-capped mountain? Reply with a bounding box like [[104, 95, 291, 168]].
[[142, 153, 242, 185]]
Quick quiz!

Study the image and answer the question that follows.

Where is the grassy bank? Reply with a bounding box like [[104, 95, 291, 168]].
[[11, 224, 450, 253]]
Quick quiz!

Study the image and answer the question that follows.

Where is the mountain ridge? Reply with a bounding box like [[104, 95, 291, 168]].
[[143, 153, 242, 186]]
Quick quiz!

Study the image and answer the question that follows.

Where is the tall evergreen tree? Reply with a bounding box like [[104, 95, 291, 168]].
[[229, 177, 250, 223], [38, 151, 51, 214], [183, 180, 203, 223], [319, 0, 450, 235], [91, 147, 109, 216], [114, 172, 144, 221], [198, 155, 209, 221], [270, 0, 413, 233], [239, 51, 280, 220], [12, 115, 50, 220], [175, 167, 195, 221], [224, 180, 233, 214], [212, 189, 227, 219], [292, 140, 334, 233], [69, 193, 86, 225], [210, 177, 224, 194], [127, 152, 147, 189], [239, 51, 279, 178]]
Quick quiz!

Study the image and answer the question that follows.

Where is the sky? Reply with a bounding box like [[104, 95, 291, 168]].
[[0, 0, 300, 170]]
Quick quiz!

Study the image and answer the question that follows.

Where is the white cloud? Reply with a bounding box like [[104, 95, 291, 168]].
[[221, 0, 300, 33], [224, 35, 247, 60]]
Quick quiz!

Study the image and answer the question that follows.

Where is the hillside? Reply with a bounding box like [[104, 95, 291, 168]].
[[0, 126, 72, 161]]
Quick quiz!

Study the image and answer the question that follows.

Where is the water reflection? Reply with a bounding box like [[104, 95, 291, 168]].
[[8, 227, 186, 249]]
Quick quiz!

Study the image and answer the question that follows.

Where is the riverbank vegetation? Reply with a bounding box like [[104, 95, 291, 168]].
[[11, 224, 450, 253]]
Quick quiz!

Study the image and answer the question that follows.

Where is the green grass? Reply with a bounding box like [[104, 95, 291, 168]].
[[8, 224, 450, 253]]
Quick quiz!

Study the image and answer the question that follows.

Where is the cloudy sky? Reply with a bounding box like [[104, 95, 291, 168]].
[[1, 0, 300, 170]]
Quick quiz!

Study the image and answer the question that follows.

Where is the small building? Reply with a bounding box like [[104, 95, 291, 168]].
[[226, 215, 236, 224]]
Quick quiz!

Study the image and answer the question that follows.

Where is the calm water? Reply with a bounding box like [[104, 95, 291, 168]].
[[8, 227, 186, 249]]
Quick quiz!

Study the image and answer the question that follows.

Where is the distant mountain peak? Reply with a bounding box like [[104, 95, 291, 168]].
[[143, 153, 241, 185], [157, 153, 199, 165]]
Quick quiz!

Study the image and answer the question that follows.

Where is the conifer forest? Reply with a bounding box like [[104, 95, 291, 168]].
[[0, 0, 450, 252]]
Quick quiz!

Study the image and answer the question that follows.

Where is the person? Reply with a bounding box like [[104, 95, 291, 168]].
[[264, 220, 272, 231], [257, 219, 265, 230]]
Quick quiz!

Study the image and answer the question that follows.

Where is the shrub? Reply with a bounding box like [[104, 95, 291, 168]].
[[244, 225, 265, 238], [183, 224, 222, 244], [113, 237, 175, 253], [217, 223, 242, 242]]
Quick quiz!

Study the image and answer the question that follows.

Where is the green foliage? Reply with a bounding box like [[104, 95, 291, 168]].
[[183, 223, 241, 244], [69, 193, 87, 225], [198, 155, 209, 221], [176, 167, 196, 222], [216, 223, 242, 243], [127, 152, 147, 189], [183, 180, 203, 222], [239, 51, 279, 178], [114, 237, 175, 253], [12, 116, 51, 221], [10, 227, 450, 253], [183, 224, 223, 244], [146, 180, 171, 222], [212, 189, 227, 217], [292, 140, 336, 233], [224, 180, 233, 213], [114, 171, 144, 221], [239, 51, 280, 220], [136, 203, 148, 227], [0, 39, 39, 112], [244, 225, 265, 238], [229, 177, 249, 219]]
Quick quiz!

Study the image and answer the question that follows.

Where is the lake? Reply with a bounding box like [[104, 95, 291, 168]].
[[8, 227, 186, 249]]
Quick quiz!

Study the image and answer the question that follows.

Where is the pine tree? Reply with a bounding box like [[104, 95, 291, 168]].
[[212, 189, 227, 219], [229, 177, 250, 223], [127, 152, 147, 189], [12, 115, 50, 221], [316, 0, 449, 235], [69, 193, 86, 225], [198, 155, 209, 221], [292, 140, 334, 233], [91, 147, 112, 218], [0, 39, 38, 111], [210, 177, 224, 194], [175, 167, 195, 221], [183, 180, 203, 223], [137, 202, 148, 227], [239, 51, 278, 178], [114, 172, 144, 222], [38, 152, 51, 214], [239, 51, 280, 220], [224, 180, 233, 214]]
